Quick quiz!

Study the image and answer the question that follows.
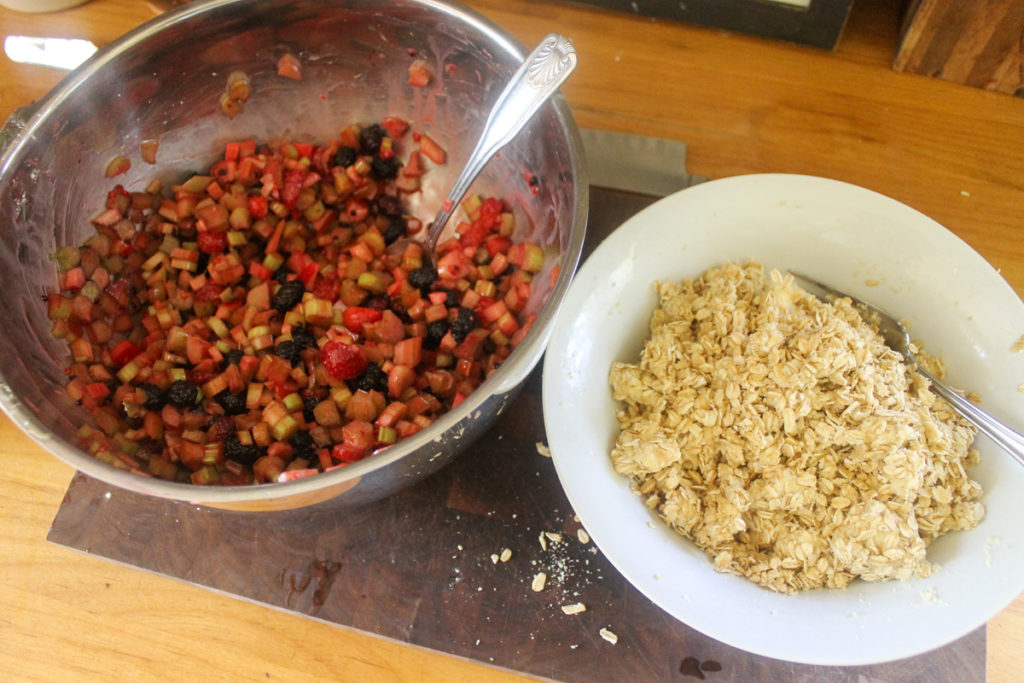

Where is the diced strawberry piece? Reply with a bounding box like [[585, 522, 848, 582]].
[[197, 230, 228, 254], [110, 340, 142, 366], [312, 274, 340, 302], [320, 341, 367, 380], [479, 197, 503, 227], [381, 116, 409, 139], [248, 195, 268, 218], [342, 306, 383, 333]]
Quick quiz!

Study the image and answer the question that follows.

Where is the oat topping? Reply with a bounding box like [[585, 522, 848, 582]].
[[609, 262, 984, 593], [532, 572, 547, 592], [1011, 334, 1024, 353], [560, 602, 586, 615]]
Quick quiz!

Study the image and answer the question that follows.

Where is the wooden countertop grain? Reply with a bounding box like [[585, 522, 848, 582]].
[[0, 0, 1022, 680]]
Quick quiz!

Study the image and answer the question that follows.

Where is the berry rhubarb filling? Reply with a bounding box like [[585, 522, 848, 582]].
[[47, 120, 548, 485]]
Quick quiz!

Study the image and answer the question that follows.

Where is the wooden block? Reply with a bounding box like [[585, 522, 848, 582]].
[[894, 0, 1024, 96]]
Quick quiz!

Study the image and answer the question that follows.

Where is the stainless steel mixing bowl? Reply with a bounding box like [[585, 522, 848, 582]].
[[0, 0, 587, 510]]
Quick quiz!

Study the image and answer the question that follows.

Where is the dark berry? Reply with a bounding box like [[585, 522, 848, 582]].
[[290, 430, 317, 462], [273, 267, 289, 283], [215, 390, 247, 415], [223, 349, 244, 367], [375, 194, 403, 218], [352, 363, 388, 393], [391, 306, 412, 324], [451, 306, 477, 343], [334, 145, 357, 168], [424, 320, 449, 351], [302, 394, 318, 422], [362, 294, 390, 311], [225, 437, 262, 466], [370, 156, 400, 180], [444, 290, 460, 308], [138, 382, 165, 410], [166, 380, 198, 408], [291, 325, 317, 350], [382, 218, 405, 244], [272, 280, 305, 313], [358, 123, 386, 154], [275, 339, 301, 365], [407, 266, 438, 291], [135, 438, 163, 461], [209, 415, 235, 441]]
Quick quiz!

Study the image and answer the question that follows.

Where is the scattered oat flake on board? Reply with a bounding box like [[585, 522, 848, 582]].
[[1012, 335, 1024, 353], [539, 531, 548, 551], [577, 528, 591, 544], [500, 548, 513, 562], [561, 602, 586, 615], [535, 441, 552, 457], [545, 531, 563, 544], [599, 627, 619, 644], [490, 553, 499, 564], [532, 572, 547, 592]]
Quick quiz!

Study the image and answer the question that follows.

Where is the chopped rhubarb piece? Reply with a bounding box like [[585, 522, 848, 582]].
[[104, 155, 131, 178], [419, 134, 446, 164], [277, 53, 302, 81], [407, 58, 431, 87]]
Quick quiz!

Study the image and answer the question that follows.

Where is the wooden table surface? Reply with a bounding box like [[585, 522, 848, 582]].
[[1, 0, 1022, 680]]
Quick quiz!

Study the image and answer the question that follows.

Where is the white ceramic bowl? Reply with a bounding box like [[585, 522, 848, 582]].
[[542, 173, 1024, 665]]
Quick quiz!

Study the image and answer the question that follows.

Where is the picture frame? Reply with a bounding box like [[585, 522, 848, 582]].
[[563, 0, 856, 50]]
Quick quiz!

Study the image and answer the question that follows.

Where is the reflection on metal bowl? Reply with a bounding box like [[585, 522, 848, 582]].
[[0, 0, 587, 510]]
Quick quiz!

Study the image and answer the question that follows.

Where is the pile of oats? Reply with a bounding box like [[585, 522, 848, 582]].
[[609, 262, 984, 594]]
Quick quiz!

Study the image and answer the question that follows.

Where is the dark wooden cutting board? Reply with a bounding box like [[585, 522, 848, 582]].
[[47, 183, 986, 682]]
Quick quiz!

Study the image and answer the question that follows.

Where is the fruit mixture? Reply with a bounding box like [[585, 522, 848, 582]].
[[47, 120, 548, 485]]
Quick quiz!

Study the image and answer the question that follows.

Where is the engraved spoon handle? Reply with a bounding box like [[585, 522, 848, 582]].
[[424, 33, 577, 251]]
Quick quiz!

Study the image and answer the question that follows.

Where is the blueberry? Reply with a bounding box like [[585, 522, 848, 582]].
[[291, 325, 317, 350], [275, 339, 301, 365], [451, 307, 477, 343], [358, 124, 386, 154], [272, 280, 305, 313], [370, 156, 400, 180], [382, 218, 405, 244], [334, 145, 357, 168], [407, 266, 438, 291], [352, 363, 388, 393], [138, 382, 165, 411], [215, 390, 247, 415], [166, 380, 197, 408]]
